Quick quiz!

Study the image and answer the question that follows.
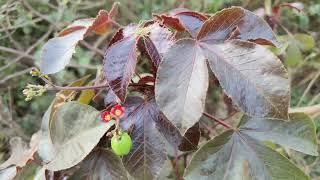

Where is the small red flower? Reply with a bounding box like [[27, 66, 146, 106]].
[[111, 104, 125, 118], [101, 111, 112, 123]]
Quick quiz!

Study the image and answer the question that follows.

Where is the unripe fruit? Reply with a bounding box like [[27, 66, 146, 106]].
[[111, 132, 132, 156]]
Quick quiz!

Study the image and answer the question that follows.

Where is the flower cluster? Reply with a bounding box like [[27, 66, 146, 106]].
[[101, 104, 125, 123], [22, 84, 47, 101]]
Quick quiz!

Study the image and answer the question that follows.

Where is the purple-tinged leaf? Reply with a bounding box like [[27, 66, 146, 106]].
[[76, 148, 128, 180], [175, 11, 208, 37], [178, 122, 200, 151], [197, 7, 279, 46], [103, 35, 138, 102], [154, 10, 208, 38], [201, 40, 289, 119], [155, 39, 208, 131], [120, 97, 167, 179]]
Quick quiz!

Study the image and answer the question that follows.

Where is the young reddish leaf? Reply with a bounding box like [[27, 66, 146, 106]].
[[41, 6, 118, 74], [201, 40, 289, 119], [155, 39, 208, 131], [154, 14, 185, 31], [103, 34, 138, 101], [197, 7, 279, 46], [154, 10, 208, 38], [88, 10, 112, 35]]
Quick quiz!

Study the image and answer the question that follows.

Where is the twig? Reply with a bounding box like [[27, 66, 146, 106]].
[[80, 41, 104, 56], [22, 0, 59, 29], [0, 26, 54, 72], [0, 67, 34, 85], [203, 112, 233, 129], [297, 70, 320, 106], [45, 82, 146, 91]]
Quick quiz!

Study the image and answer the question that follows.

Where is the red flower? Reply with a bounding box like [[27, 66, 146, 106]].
[[111, 104, 125, 118], [101, 111, 112, 123]]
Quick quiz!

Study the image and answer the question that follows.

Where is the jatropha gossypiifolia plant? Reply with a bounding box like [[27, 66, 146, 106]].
[[1, 2, 317, 180]]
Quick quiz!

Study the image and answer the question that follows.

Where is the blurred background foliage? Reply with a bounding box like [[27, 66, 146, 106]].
[[0, 0, 320, 179]]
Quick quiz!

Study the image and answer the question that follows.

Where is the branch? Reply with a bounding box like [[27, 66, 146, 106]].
[[202, 112, 233, 129]]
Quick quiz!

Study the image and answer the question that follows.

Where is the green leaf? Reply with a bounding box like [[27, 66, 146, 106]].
[[284, 44, 302, 67], [239, 112, 318, 156], [184, 130, 309, 180], [294, 33, 315, 51], [38, 75, 91, 163], [78, 89, 95, 104], [45, 102, 114, 171]]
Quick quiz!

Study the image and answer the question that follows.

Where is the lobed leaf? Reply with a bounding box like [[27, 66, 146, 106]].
[[185, 112, 317, 179], [156, 7, 288, 131], [45, 102, 114, 171], [184, 130, 309, 180]]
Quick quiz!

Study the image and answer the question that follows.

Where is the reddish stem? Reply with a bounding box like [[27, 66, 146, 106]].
[[203, 112, 233, 129]]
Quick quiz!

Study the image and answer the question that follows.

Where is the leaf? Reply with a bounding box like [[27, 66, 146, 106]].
[[202, 40, 289, 119], [103, 27, 138, 101], [294, 34, 315, 51], [0, 166, 17, 180], [77, 148, 128, 180], [154, 10, 208, 37], [40, 8, 117, 74], [239, 112, 318, 156], [142, 23, 174, 72], [120, 97, 167, 179], [184, 130, 309, 180], [156, 7, 288, 131], [45, 102, 115, 171], [284, 44, 302, 67], [0, 132, 40, 170], [197, 6, 279, 46], [178, 122, 200, 151], [174, 11, 208, 37], [155, 39, 208, 130], [38, 75, 91, 163], [78, 89, 95, 104]]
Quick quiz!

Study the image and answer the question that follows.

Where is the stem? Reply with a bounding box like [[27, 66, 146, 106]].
[[203, 112, 233, 129], [45, 81, 148, 91]]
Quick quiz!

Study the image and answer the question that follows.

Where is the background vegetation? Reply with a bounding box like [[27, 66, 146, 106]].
[[0, 0, 320, 179]]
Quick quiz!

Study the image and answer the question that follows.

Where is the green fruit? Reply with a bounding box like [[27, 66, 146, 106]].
[[111, 132, 132, 156]]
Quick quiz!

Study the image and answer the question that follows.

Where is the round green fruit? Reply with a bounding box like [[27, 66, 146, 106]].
[[111, 132, 132, 156]]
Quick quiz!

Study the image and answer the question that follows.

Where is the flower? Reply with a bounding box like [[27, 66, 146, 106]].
[[101, 111, 113, 122], [111, 104, 125, 118]]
